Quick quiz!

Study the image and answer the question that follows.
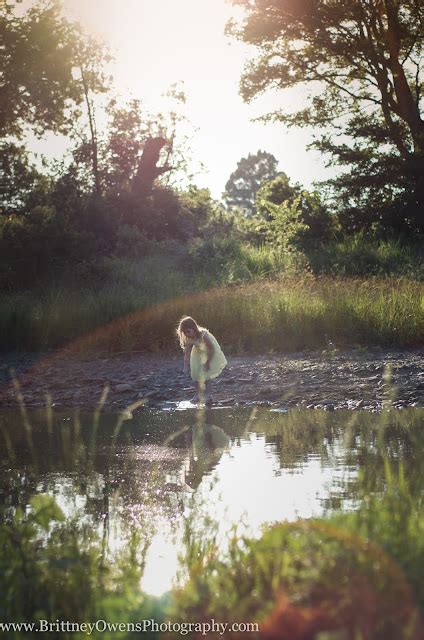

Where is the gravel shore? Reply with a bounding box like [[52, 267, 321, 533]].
[[0, 348, 423, 412]]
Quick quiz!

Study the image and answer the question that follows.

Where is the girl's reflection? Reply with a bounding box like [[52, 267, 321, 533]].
[[183, 421, 230, 491]]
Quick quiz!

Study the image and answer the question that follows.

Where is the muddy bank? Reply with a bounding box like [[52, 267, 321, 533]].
[[0, 348, 423, 412]]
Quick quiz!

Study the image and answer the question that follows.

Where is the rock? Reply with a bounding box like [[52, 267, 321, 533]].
[[139, 390, 167, 400], [255, 390, 273, 399], [48, 381, 69, 390], [115, 383, 133, 393]]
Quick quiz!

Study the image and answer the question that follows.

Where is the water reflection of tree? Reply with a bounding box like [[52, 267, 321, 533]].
[[254, 410, 339, 470], [0, 408, 235, 547], [340, 409, 424, 499], [253, 408, 424, 505], [1, 406, 422, 533], [0, 410, 186, 536]]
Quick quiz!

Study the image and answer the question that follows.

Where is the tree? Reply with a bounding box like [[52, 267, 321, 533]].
[[254, 174, 332, 248], [72, 36, 113, 196], [228, 0, 424, 233], [68, 88, 192, 198], [59, 98, 166, 201], [0, 143, 51, 215], [1, 0, 111, 140], [256, 172, 297, 215], [223, 150, 280, 215], [132, 136, 172, 198], [102, 97, 150, 193]]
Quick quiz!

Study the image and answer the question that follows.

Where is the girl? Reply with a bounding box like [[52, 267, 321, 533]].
[[177, 316, 227, 404]]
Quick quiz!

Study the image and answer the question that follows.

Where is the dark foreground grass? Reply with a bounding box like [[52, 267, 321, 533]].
[[1, 457, 422, 639], [1, 405, 423, 639], [171, 479, 424, 639], [1, 274, 423, 354]]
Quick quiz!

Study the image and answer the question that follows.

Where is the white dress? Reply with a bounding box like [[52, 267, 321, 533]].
[[189, 330, 227, 382]]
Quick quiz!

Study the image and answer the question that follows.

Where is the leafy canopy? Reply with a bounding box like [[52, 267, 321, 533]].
[[1, 0, 111, 139], [228, 0, 424, 233], [224, 149, 280, 215], [254, 173, 332, 249]]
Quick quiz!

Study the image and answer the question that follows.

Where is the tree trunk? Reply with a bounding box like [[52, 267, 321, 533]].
[[80, 65, 101, 196], [132, 136, 172, 199], [383, 0, 424, 151]]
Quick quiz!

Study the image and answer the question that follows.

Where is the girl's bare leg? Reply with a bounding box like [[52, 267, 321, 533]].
[[191, 381, 200, 404], [192, 379, 209, 405], [191, 379, 212, 405], [198, 379, 206, 404], [204, 380, 212, 404]]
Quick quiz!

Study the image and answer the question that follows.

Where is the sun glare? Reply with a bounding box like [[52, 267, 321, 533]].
[[26, 0, 332, 197], [64, 0, 238, 101]]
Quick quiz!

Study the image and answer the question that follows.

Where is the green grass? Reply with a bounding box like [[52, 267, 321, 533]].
[[0, 498, 166, 639], [170, 462, 424, 639], [4, 488, 421, 639], [1, 273, 423, 354], [308, 236, 424, 279], [0, 239, 423, 353], [169, 408, 424, 638]]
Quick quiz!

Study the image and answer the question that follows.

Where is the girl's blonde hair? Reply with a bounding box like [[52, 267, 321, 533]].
[[176, 316, 203, 348]]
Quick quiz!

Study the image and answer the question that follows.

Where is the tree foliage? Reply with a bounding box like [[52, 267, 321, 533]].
[[1, 0, 111, 139], [252, 174, 332, 249], [228, 0, 424, 233], [65, 86, 192, 198], [0, 2, 221, 289], [0, 143, 51, 215], [224, 149, 280, 214]]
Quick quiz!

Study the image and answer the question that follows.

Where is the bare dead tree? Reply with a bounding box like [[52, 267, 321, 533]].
[[132, 136, 172, 198]]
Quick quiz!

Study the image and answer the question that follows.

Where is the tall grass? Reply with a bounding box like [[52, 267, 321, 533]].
[[309, 236, 424, 279], [6, 476, 421, 639], [1, 237, 423, 353], [53, 275, 424, 353], [1, 273, 423, 353], [0, 498, 166, 639], [170, 453, 424, 639]]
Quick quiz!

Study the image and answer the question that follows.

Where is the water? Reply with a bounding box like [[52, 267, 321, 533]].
[[1, 406, 423, 595]]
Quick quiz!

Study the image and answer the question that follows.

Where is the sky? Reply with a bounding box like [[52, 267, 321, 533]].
[[27, 0, 334, 200]]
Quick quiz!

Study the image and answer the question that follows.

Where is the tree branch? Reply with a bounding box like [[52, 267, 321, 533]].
[[383, 0, 424, 145]]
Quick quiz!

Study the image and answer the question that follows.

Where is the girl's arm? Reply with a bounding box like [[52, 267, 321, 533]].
[[203, 334, 215, 371], [183, 344, 192, 373]]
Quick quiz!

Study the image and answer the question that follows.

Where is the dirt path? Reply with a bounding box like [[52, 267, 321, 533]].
[[0, 348, 423, 412]]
